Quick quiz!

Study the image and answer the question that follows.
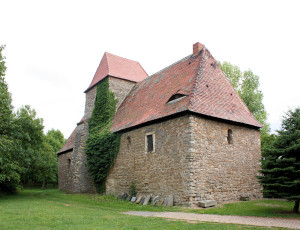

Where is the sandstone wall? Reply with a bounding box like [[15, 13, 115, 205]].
[[70, 122, 96, 193], [109, 77, 135, 109], [106, 114, 262, 206], [106, 115, 193, 205], [58, 150, 73, 191], [188, 115, 262, 205], [84, 86, 97, 121], [59, 77, 136, 193]]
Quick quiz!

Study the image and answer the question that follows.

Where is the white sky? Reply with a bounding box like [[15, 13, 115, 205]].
[[1, 0, 299, 139]]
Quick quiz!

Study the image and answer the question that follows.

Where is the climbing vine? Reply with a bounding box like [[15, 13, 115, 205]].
[[85, 78, 121, 193]]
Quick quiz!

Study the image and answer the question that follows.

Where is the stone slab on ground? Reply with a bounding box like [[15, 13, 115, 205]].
[[131, 197, 136, 202], [122, 192, 128, 201], [166, 194, 174, 207], [157, 199, 164, 206], [136, 196, 142, 204], [143, 195, 151, 205], [198, 200, 217, 208], [152, 196, 159, 205], [123, 211, 300, 229], [117, 194, 122, 200], [240, 196, 250, 201]]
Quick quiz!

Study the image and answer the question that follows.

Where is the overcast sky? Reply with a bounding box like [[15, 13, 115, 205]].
[[1, 0, 299, 139]]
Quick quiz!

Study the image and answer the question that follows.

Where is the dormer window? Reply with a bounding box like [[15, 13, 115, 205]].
[[167, 93, 186, 103]]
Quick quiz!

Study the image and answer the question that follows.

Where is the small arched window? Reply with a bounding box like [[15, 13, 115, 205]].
[[227, 129, 233, 144], [167, 93, 186, 103], [68, 158, 71, 168]]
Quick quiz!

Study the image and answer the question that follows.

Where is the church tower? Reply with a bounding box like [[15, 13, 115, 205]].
[[57, 52, 148, 193]]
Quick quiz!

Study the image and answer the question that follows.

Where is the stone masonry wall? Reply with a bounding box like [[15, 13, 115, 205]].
[[105, 114, 262, 206], [70, 122, 96, 193], [61, 77, 136, 193], [106, 115, 193, 206], [84, 86, 97, 121], [187, 115, 262, 206], [109, 77, 136, 109], [58, 150, 73, 191]]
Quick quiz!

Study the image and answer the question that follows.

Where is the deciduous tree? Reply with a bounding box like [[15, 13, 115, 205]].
[[0, 45, 21, 193], [220, 62, 270, 145]]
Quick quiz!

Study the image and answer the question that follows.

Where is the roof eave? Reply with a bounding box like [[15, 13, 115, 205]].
[[112, 110, 262, 133]]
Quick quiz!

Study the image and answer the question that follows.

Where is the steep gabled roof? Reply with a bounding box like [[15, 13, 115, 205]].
[[57, 126, 77, 155], [85, 52, 148, 92], [111, 43, 262, 132]]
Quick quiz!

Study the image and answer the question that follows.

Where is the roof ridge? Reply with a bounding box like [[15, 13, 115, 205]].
[[104, 52, 111, 75], [188, 49, 207, 110], [105, 52, 141, 64], [137, 61, 148, 77]]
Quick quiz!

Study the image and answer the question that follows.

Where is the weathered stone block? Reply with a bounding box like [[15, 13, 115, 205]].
[[143, 195, 151, 205], [136, 196, 142, 204], [240, 196, 250, 201], [152, 196, 159, 205], [166, 194, 174, 207], [198, 200, 217, 208]]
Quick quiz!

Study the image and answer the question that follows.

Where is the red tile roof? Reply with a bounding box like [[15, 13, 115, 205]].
[[111, 44, 262, 132], [85, 52, 148, 92], [57, 126, 77, 154]]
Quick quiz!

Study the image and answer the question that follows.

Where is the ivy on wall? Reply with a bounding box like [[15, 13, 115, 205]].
[[85, 78, 121, 193]]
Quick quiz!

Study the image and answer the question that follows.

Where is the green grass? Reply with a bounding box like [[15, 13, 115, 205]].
[[187, 199, 300, 218], [0, 189, 296, 230]]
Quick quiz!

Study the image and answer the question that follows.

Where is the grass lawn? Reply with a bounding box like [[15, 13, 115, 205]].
[[187, 199, 300, 218], [0, 189, 297, 230]]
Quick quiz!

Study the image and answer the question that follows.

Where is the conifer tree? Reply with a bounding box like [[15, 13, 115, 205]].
[[259, 108, 300, 213]]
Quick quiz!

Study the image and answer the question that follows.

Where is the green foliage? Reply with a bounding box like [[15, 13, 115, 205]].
[[0, 46, 65, 192], [258, 107, 300, 213], [33, 129, 64, 189], [86, 128, 121, 193], [45, 129, 65, 153], [88, 78, 117, 132], [85, 78, 121, 193], [0, 45, 21, 193], [129, 181, 137, 196], [0, 45, 6, 77], [0, 138, 22, 193], [14, 105, 44, 184], [220, 62, 270, 142]]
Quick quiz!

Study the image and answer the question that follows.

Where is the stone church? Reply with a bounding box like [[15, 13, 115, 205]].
[[57, 42, 263, 206]]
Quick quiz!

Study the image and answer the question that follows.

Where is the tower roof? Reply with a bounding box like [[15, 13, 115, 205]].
[[111, 43, 262, 132], [84, 52, 148, 92]]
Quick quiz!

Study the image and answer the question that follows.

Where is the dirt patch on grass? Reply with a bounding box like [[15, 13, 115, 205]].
[[255, 203, 285, 208], [48, 200, 72, 207]]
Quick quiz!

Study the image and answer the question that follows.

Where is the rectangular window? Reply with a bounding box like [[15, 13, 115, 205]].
[[147, 135, 153, 152], [145, 132, 155, 153]]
